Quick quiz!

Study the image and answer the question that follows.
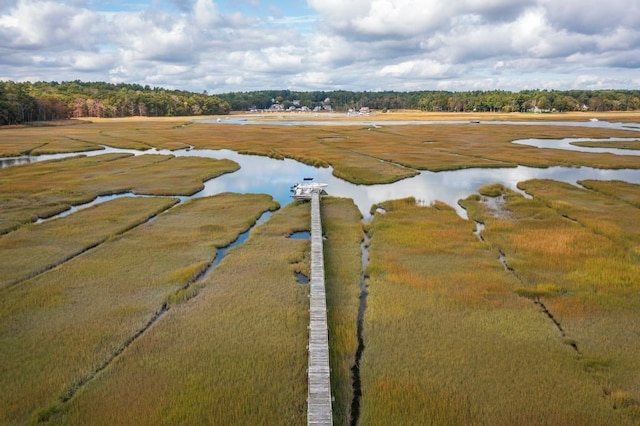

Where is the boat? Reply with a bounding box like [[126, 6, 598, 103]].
[[291, 182, 328, 200]]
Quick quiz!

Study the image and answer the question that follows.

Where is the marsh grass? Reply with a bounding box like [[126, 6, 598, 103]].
[[0, 126, 101, 157], [177, 121, 640, 182], [0, 196, 178, 289], [3, 116, 639, 187], [0, 153, 238, 233], [0, 120, 182, 156], [571, 140, 640, 150], [359, 197, 632, 424], [2, 116, 640, 424], [0, 193, 277, 425], [579, 179, 640, 209], [462, 181, 640, 422], [52, 201, 310, 425], [321, 197, 363, 424]]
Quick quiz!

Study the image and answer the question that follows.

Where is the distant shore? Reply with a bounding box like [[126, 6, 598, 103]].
[[78, 110, 640, 124]]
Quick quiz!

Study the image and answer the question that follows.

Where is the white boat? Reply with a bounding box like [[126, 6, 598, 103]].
[[291, 182, 328, 200]]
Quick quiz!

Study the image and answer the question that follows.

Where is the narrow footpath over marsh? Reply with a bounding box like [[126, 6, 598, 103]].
[[307, 191, 333, 425]]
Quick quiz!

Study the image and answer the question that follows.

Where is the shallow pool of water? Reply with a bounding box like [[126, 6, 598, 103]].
[[514, 137, 640, 156]]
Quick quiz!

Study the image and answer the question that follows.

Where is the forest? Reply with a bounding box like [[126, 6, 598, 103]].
[[0, 80, 230, 125], [2, 79, 640, 125], [218, 88, 640, 113]]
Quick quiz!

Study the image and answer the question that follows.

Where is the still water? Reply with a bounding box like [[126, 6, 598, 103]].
[[2, 124, 639, 219]]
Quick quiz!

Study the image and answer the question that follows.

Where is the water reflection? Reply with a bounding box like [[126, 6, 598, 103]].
[[36, 193, 139, 224], [3, 141, 640, 220], [322, 166, 640, 218], [288, 231, 311, 239], [184, 149, 640, 219], [514, 137, 640, 156], [199, 117, 640, 133]]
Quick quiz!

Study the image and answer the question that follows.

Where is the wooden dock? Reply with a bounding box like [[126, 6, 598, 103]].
[[307, 191, 333, 425]]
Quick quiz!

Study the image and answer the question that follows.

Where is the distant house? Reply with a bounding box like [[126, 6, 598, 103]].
[[530, 106, 551, 114], [321, 98, 332, 111], [269, 103, 284, 112], [359, 107, 370, 115]]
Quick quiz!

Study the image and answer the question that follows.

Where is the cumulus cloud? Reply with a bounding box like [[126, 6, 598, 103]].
[[0, 0, 639, 91], [543, 0, 640, 35], [0, 0, 104, 49], [379, 59, 456, 79]]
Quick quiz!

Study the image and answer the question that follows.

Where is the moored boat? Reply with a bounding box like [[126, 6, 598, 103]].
[[291, 182, 328, 200]]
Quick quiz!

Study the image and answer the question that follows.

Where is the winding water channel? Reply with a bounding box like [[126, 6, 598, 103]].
[[2, 119, 640, 422], [3, 129, 640, 220]]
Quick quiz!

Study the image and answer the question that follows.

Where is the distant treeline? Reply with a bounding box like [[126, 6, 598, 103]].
[[3, 80, 640, 125], [0, 80, 230, 125], [218, 89, 640, 113]]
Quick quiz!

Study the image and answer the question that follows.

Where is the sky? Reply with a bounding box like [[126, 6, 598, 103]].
[[1, 0, 639, 94]]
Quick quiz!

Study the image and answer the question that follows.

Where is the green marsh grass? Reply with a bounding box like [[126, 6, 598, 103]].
[[360, 197, 631, 424], [3, 117, 639, 187], [579, 180, 640, 209], [462, 181, 640, 422], [54, 201, 310, 425], [2, 116, 640, 423], [0, 196, 178, 289], [171, 121, 640, 183], [0, 119, 193, 154], [0, 193, 277, 425], [571, 140, 640, 150], [0, 153, 238, 233], [321, 197, 364, 424], [0, 125, 99, 157]]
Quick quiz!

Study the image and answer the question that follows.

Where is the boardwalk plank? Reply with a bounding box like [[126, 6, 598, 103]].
[[307, 192, 333, 425]]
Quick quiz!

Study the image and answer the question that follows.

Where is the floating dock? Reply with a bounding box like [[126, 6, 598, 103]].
[[293, 182, 328, 201]]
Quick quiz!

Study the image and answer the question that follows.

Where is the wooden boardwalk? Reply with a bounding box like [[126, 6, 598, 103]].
[[307, 191, 333, 425]]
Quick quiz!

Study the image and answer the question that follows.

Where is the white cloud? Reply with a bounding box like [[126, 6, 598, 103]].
[[290, 71, 332, 88], [379, 59, 455, 79], [193, 0, 219, 26], [70, 52, 116, 71], [0, 0, 639, 92], [0, 0, 104, 49]]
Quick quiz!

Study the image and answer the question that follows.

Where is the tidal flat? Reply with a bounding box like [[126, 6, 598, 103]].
[[0, 113, 639, 424]]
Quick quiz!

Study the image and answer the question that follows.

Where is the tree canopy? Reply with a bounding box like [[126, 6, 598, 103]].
[[0, 80, 230, 125], [217, 89, 640, 113], [2, 80, 640, 126]]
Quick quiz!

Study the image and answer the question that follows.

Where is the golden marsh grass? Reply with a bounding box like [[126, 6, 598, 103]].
[[0, 193, 277, 425], [0, 153, 238, 233], [579, 179, 640, 209], [360, 197, 636, 424], [3, 115, 639, 186], [53, 201, 309, 425], [0, 196, 178, 289], [321, 197, 364, 424], [1, 115, 639, 424], [175, 121, 640, 178], [571, 140, 640, 150], [461, 181, 640, 422]]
